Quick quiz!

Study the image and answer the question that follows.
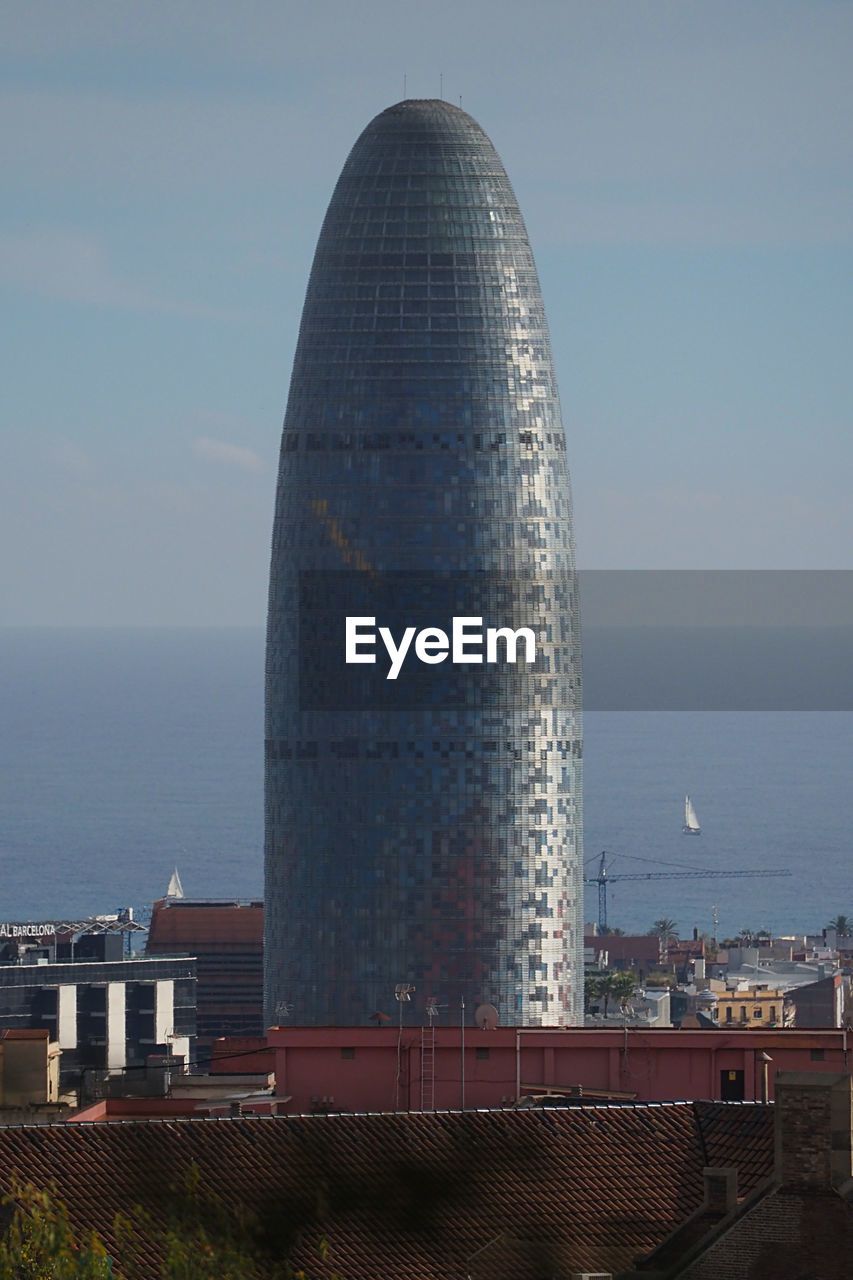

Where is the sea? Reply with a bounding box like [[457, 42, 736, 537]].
[[1, 627, 851, 942]]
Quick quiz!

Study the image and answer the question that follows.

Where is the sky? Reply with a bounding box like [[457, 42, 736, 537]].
[[2, 0, 852, 627]]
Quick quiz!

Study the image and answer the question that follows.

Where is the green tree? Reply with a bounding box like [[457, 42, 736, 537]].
[[829, 915, 851, 936], [586, 970, 639, 1016], [649, 918, 678, 945], [0, 1180, 113, 1279], [608, 970, 640, 1014], [0, 1172, 354, 1280], [584, 974, 605, 1013]]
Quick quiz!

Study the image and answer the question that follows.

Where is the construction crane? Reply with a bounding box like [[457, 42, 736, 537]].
[[584, 850, 792, 932]]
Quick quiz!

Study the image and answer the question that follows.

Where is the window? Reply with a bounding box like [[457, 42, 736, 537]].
[[475, 1047, 490, 1060], [725, 1006, 733, 1023], [811, 1048, 825, 1062], [341, 1047, 355, 1059], [753, 1007, 763, 1019]]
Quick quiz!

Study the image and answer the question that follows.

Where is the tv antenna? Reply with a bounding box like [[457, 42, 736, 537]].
[[394, 982, 415, 1028], [394, 983, 415, 1111]]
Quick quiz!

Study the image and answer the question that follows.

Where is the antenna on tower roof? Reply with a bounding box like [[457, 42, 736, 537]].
[[403, 73, 407, 99], [440, 72, 443, 100]]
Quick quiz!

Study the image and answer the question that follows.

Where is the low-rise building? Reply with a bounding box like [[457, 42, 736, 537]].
[[715, 983, 786, 1028], [785, 971, 847, 1027], [0, 1028, 61, 1110], [0, 926, 195, 1088], [212, 1024, 850, 1111]]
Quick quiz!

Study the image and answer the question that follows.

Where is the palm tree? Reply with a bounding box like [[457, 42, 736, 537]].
[[609, 970, 640, 1014], [586, 970, 639, 1017], [584, 975, 605, 1014], [649, 918, 678, 945], [829, 915, 851, 936]]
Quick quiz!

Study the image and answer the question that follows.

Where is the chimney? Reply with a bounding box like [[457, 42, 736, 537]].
[[774, 1072, 853, 1191], [702, 1167, 738, 1215]]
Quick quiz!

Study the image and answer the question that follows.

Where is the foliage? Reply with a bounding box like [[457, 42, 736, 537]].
[[0, 1175, 343, 1280], [645, 969, 677, 988], [585, 970, 639, 1016], [829, 915, 851, 936], [118, 1165, 297, 1280], [648, 918, 678, 944], [0, 1179, 113, 1279]]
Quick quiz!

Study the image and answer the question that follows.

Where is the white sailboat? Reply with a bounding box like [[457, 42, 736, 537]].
[[683, 795, 701, 835], [166, 866, 185, 898]]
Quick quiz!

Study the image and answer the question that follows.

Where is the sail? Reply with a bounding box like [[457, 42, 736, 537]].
[[683, 796, 700, 833], [166, 867, 184, 899]]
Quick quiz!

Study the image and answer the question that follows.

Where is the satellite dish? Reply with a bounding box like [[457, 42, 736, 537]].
[[474, 1003, 499, 1030]]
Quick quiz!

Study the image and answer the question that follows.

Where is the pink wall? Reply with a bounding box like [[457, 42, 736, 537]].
[[213, 1026, 851, 1113]]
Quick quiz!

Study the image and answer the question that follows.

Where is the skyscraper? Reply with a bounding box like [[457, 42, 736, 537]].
[[265, 100, 582, 1027]]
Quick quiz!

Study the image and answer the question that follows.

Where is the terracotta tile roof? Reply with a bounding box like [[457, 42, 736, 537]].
[[693, 1101, 774, 1194], [0, 1102, 774, 1279]]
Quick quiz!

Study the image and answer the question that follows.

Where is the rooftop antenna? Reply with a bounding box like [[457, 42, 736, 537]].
[[440, 72, 443, 100], [394, 983, 415, 1111], [460, 993, 466, 1111], [395, 982, 415, 1012], [459, 95, 462, 109], [403, 73, 407, 100]]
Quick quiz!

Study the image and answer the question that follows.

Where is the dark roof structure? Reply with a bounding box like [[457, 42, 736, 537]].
[[0, 1102, 774, 1278], [633, 1072, 853, 1280]]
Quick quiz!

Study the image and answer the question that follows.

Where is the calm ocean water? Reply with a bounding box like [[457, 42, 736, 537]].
[[1, 628, 851, 940]]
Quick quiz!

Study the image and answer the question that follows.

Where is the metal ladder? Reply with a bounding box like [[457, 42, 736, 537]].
[[420, 1023, 436, 1111]]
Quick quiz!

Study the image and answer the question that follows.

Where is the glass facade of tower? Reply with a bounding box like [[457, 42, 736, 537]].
[[266, 100, 582, 1027]]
